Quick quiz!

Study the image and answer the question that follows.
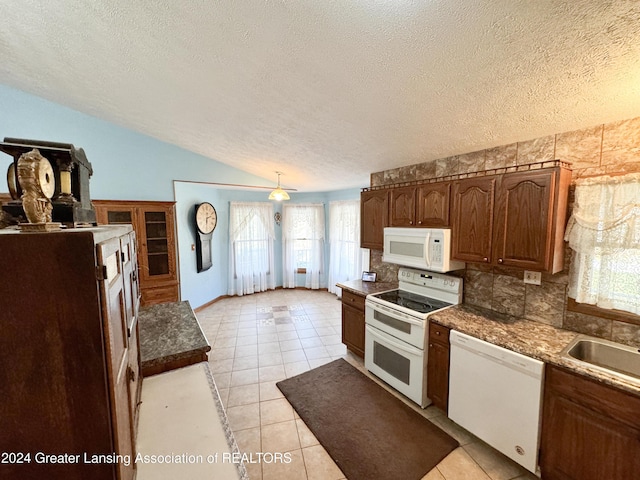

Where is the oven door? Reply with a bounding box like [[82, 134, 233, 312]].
[[365, 299, 426, 349], [365, 325, 429, 408]]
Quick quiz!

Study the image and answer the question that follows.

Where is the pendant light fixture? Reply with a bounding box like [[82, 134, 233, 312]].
[[268, 171, 290, 201]]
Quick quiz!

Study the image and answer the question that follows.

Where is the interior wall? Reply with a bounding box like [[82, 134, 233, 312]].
[[0, 84, 273, 200], [174, 184, 361, 308], [369, 116, 640, 346]]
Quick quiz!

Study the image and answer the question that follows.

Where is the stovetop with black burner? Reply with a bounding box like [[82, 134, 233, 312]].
[[372, 289, 452, 314]]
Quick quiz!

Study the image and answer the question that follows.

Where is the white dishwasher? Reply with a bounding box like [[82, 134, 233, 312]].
[[448, 330, 544, 474]]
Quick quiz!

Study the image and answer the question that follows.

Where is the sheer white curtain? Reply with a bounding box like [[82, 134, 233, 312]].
[[228, 202, 276, 296], [564, 173, 640, 315], [328, 200, 362, 296], [282, 203, 325, 289]]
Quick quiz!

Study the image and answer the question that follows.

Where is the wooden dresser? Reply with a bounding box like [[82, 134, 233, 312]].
[[0, 225, 141, 480]]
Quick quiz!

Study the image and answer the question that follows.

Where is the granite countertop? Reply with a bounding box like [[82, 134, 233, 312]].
[[139, 301, 211, 370], [336, 279, 398, 296], [430, 304, 640, 396]]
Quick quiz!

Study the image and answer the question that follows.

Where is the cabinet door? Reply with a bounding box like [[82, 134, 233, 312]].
[[451, 176, 496, 263], [389, 186, 416, 227], [139, 205, 176, 284], [427, 323, 450, 411], [97, 238, 135, 480], [493, 170, 555, 270], [540, 366, 640, 480], [361, 190, 389, 250], [417, 182, 450, 227], [341, 303, 365, 358]]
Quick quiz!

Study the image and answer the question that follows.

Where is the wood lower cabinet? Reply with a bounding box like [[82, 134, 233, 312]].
[[0, 226, 141, 480], [540, 365, 640, 480], [94, 200, 179, 306], [341, 290, 366, 358], [427, 322, 451, 412], [451, 166, 571, 273], [361, 189, 389, 250]]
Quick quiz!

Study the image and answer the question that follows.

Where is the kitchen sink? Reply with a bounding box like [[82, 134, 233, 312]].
[[561, 335, 640, 380]]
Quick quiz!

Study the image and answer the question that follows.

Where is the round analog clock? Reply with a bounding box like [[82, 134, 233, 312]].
[[195, 202, 217, 234]]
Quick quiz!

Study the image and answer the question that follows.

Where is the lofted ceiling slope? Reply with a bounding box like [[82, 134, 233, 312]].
[[1, 1, 639, 191]]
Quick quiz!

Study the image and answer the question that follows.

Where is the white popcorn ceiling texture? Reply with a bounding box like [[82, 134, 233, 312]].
[[1, 1, 639, 192]]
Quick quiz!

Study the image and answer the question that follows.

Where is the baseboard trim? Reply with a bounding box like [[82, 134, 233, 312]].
[[194, 287, 331, 312]]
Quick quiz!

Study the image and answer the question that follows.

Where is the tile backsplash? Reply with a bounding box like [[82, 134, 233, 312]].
[[369, 116, 640, 346]]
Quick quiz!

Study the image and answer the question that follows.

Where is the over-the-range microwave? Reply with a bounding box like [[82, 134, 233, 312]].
[[382, 227, 465, 273]]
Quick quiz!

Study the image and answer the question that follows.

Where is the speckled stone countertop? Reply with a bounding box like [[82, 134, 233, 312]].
[[430, 305, 640, 396], [139, 301, 211, 372], [336, 279, 398, 296]]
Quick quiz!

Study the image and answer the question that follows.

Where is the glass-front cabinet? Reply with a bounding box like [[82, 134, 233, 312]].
[[94, 200, 179, 306]]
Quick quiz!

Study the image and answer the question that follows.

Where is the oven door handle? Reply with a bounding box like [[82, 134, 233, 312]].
[[366, 325, 423, 356], [365, 301, 424, 327]]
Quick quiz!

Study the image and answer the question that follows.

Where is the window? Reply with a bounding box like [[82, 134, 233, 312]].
[[327, 200, 364, 296], [564, 173, 640, 317], [228, 202, 275, 296], [282, 203, 325, 289]]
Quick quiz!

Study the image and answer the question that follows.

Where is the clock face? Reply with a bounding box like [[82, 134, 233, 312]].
[[195, 202, 217, 234]]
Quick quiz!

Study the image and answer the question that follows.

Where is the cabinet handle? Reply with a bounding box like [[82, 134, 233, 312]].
[[409, 221, 413, 225], [418, 221, 422, 224], [483, 257, 489, 262], [128, 366, 136, 383], [429, 343, 433, 348], [498, 258, 503, 264], [435, 331, 441, 335]]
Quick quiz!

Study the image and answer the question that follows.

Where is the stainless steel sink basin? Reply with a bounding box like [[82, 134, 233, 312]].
[[561, 335, 640, 380]]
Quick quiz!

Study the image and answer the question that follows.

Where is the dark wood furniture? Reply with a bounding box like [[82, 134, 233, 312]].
[[360, 189, 389, 250], [139, 301, 211, 376], [451, 166, 571, 273], [540, 365, 640, 480], [0, 226, 141, 480], [427, 322, 451, 412], [389, 183, 451, 228], [341, 290, 367, 358], [94, 200, 179, 306]]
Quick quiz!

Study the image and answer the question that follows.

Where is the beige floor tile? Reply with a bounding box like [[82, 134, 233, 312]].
[[260, 381, 285, 401], [262, 449, 306, 480], [233, 426, 261, 454], [244, 460, 263, 480], [300, 337, 324, 348], [227, 383, 261, 407], [236, 334, 258, 346], [295, 419, 319, 448], [260, 398, 295, 425], [304, 346, 329, 359], [281, 349, 308, 363], [429, 415, 478, 446], [209, 357, 234, 374], [230, 368, 259, 387], [421, 467, 446, 480], [280, 338, 304, 351], [235, 344, 258, 357], [295, 328, 318, 339], [284, 360, 310, 378], [259, 351, 284, 367], [227, 402, 261, 431], [307, 357, 333, 369], [436, 447, 492, 480], [261, 420, 301, 453], [301, 445, 344, 480], [212, 371, 231, 389], [463, 441, 530, 480], [217, 387, 229, 408], [233, 355, 259, 371], [209, 346, 235, 361], [259, 342, 282, 355], [259, 365, 287, 383], [258, 332, 279, 343], [278, 330, 300, 341]]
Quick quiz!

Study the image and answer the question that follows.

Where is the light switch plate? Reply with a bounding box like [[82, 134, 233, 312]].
[[524, 270, 542, 285]]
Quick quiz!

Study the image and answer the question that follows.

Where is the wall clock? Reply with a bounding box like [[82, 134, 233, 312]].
[[195, 202, 217, 272]]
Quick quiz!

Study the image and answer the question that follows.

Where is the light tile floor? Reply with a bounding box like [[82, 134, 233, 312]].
[[197, 289, 539, 480]]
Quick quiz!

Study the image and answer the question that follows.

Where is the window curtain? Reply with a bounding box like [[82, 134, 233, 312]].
[[228, 202, 276, 296], [282, 203, 325, 289], [564, 173, 640, 314], [328, 200, 362, 296]]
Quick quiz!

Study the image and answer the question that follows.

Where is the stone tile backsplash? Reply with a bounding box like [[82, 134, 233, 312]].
[[369, 115, 640, 344]]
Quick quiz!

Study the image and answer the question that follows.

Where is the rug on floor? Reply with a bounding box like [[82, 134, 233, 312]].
[[276, 358, 459, 480]]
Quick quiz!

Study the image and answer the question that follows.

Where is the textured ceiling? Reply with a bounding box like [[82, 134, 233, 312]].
[[1, 1, 640, 192]]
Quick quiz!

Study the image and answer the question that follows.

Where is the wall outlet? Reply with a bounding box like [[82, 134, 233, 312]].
[[524, 270, 542, 285]]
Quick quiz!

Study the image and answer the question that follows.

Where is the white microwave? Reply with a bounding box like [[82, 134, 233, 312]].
[[382, 227, 465, 272]]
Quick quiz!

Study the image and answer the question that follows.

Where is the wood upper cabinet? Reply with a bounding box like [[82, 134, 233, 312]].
[[389, 182, 451, 228], [451, 176, 497, 264], [451, 167, 570, 273], [0, 226, 140, 480], [94, 200, 179, 306], [417, 182, 450, 227], [361, 189, 389, 250], [540, 365, 640, 480], [389, 186, 416, 227]]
